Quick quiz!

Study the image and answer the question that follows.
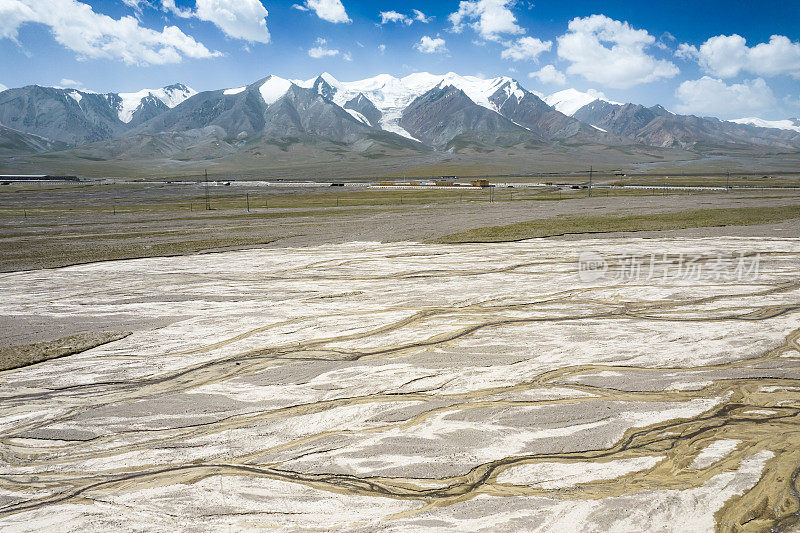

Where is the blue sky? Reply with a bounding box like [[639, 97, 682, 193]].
[[1, 0, 799, 119]]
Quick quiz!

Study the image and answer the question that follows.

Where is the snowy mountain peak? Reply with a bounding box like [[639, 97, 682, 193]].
[[259, 75, 293, 106], [493, 78, 528, 104], [295, 73, 528, 107], [155, 84, 196, 107], [311, 75, 337, 100], [318, 72, 340, 87], [650, 104, 675, 115], [115, 83, 196, 123], [418, 73, 528, 112], [544, 88, 619, 116]]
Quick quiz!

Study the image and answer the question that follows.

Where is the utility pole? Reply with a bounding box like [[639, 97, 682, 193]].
[[246, 193, 250, 213], [204, 169, 211, 210], [588, 166, 593, 198], [726, 171, 730, 191]]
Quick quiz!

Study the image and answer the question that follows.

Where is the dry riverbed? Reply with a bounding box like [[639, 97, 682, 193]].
[[0, 236, 799, 531]]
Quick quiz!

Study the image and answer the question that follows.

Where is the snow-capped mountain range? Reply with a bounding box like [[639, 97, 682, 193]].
[[290, 72, 528, 140], [57, 83, 197, 124], [0, 73, 798, 156]]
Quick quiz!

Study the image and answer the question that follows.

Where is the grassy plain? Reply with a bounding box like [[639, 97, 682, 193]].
[[435, 205, 800, 243], [1, 180, 798, 272]]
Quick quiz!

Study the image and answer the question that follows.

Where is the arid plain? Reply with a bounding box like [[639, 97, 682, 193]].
[[1, 182, 800, 531]]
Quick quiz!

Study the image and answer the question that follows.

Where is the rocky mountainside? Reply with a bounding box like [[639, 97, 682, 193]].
[[134, 76, 381, 147], [573, 100, 800, 149], [0, 83, 195, 144], [492, 85, 613, 141], [0, 86, 127, 144], [400, 85, 525, 148], [0, 125, 69, 156], [343, 94, 382, 128]]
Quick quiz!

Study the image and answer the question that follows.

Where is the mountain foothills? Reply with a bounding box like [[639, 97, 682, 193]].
[[0, 72, 798, 177]]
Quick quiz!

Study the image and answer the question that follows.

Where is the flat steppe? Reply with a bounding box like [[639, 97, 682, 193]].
[[1, 179, 799, 273]]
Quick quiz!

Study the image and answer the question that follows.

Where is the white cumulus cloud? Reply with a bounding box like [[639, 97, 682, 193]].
[[678, 34, 800, 79], [58, 78, 84, 88], [296, 0, 350, 23], [0, 0, 220, 65], [308, 37, 339, 58], [193, 0, 270, 43], [675, 76, 776, 118], [501, 36, 551, 61], [415, 35, 447, 54], [528, 65, 566, 85], [379, 11, 411, 25], [556, 14, 679, 89], [675, 42, 698, 61], [412, 9, 431, 23], [380, 9, 431, 25], [448, 0, 523, 41], [162, 0, 269, 42]]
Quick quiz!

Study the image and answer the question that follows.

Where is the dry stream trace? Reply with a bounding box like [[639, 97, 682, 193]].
[[0, 237, 799, 531]]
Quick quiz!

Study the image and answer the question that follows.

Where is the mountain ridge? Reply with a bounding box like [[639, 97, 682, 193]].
[[1, 72, 798, 173]]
